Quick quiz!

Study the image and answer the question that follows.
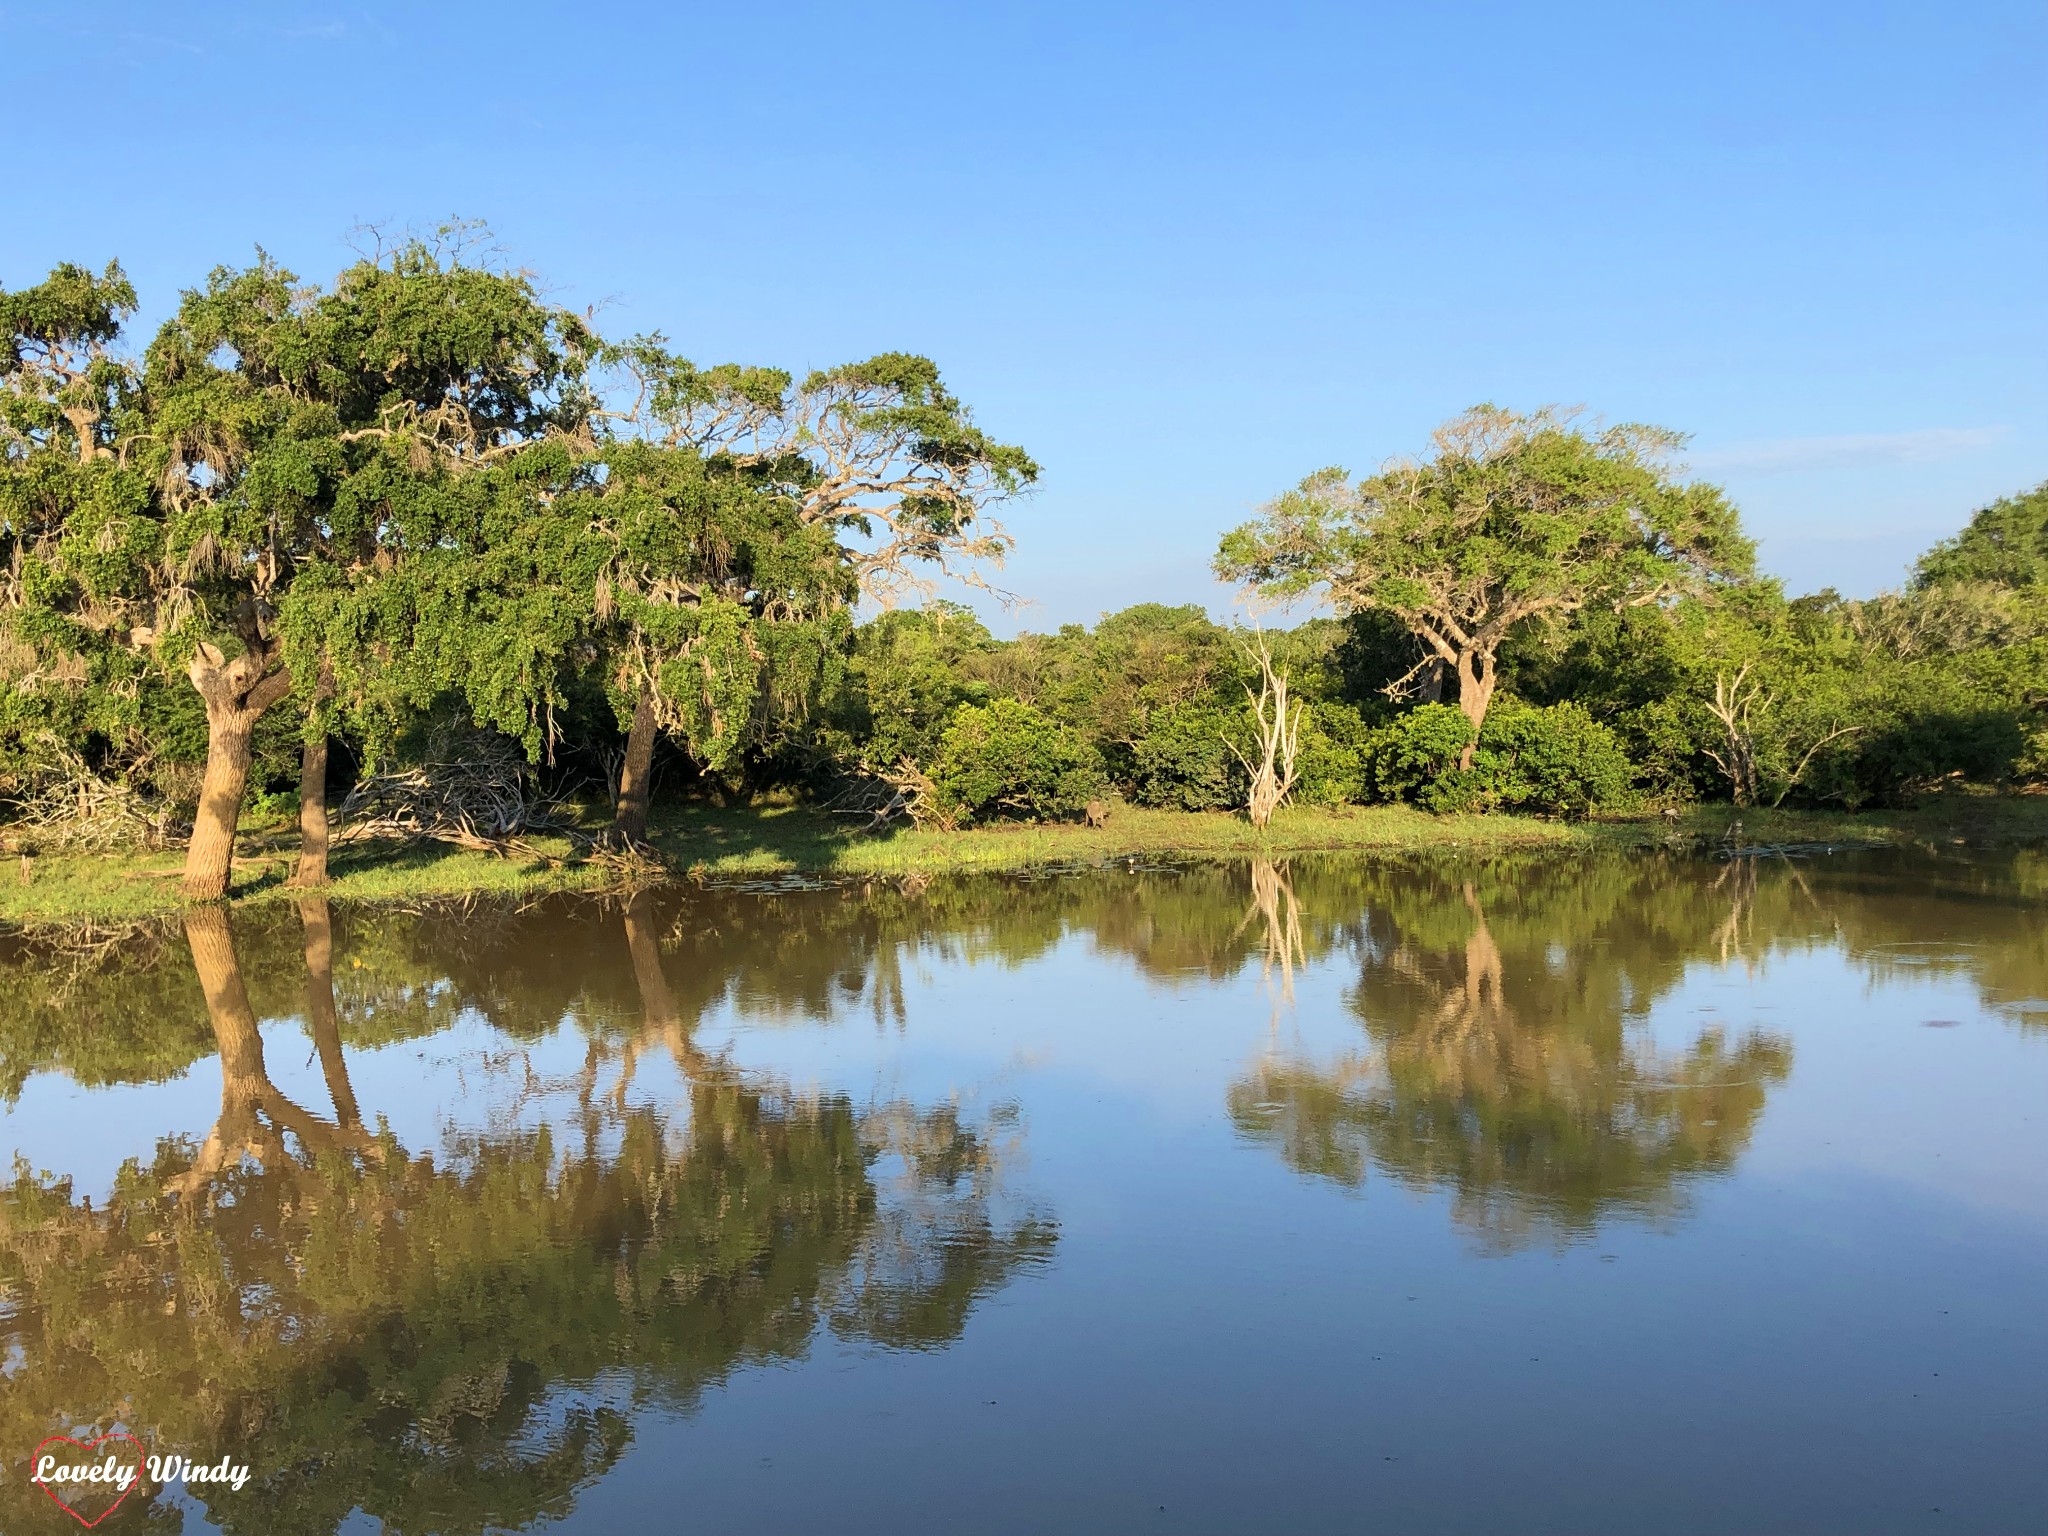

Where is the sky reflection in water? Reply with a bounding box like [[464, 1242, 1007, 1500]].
[[2, 848, 2045, 1534]]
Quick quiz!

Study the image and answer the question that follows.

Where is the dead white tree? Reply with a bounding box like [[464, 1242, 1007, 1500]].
[[1702, 663, 1862, 809], [1702, 666, 1765, 807], [1232, 631, 1304, 829]]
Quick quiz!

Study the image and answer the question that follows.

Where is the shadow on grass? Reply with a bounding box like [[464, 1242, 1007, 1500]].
[[646, 806, 879, 870]]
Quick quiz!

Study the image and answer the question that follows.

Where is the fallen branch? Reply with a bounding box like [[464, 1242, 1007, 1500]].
[[3, 738, 188, 851], [334, 730, 573, 857], [825, 758, 957, 832]]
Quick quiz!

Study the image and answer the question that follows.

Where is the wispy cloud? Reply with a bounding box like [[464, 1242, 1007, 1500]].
[[121, 30, 205, 56], [1692, 426, 2008, 476]]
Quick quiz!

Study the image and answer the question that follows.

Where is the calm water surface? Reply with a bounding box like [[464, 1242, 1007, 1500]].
[[2, 848, 2045, 1534]]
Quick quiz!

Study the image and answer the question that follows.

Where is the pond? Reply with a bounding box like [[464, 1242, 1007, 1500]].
[[2, 848, 2045, 1534]]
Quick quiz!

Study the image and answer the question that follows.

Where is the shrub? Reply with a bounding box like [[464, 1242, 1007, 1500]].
[[1359, 700, 1634, 816], [1802, 707, 2025, 808], [1128, 704, 1239, 810], [1364, 704, 1476, 806], [1125, 699, 1372, 812], [932, 699, 1105, 823], [1293, 702, 1373, 806], [1470, 700, 1635, 817]]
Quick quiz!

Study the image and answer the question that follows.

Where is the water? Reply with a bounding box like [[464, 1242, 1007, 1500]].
[[1, 847, 2044, 1534]]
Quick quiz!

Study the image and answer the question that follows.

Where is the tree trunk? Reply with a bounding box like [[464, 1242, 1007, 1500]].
[[1459, 883, 1504, 1014], [624, 895, 678, 1035], [290, 656, 336, 888], [614, 681, 658, 845], [1453, 649, 1498, 770], [297, 894, 361, 1131], [61, 405, 99, 465], [183, 635, 293, 902], [170, 906, 275, 1196], [172, 903, 373, 1198], [184, 710, 259, 902], [289, 732, 331, 887]]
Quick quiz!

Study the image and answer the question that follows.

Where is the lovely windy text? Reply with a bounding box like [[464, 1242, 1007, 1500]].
[[32, 1452, 251, 1493]]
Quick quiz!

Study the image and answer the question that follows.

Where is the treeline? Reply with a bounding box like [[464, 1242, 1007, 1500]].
[[814, 488, 2048, 824], [3, 238, 2045, 893]]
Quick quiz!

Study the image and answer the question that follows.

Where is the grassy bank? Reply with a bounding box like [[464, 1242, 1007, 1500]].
[[3, 793, 2043, 931]]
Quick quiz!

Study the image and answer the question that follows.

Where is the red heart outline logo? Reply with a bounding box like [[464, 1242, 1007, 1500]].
[[29, 1432, 147, 1529]]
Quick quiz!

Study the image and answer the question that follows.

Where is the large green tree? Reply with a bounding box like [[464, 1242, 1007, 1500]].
[[7, 246, 1037, 864], [594, 348, 1038, 838], [1217, 405, 1755, 765], [232, 240, 598, 885], [0, 262, 169, 805], [338, 341, 1037, 846], [327, 425, 855, 845], [3, 242, 598, 897]]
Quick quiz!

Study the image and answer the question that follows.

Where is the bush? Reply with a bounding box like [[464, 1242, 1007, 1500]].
[[932, 699, 1105, 823], [1469, 700, 1635, 817], [1364, 704, 1476, 807], [1359, 700, 1634, 816], [1128, 704, 1239, 810], [825, 606, 994, 767], [1802, 707, 2025, 808], [1293, 702, 1373, 806]]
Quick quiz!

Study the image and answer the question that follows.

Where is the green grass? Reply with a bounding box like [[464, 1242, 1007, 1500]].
[[3, 791, 2043, 932]]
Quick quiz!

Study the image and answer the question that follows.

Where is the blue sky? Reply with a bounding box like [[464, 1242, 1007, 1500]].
[[5, 0, 2042, 632]]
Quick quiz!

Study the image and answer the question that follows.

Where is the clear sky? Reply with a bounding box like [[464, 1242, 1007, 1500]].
[[5, 1, 2042, 632]]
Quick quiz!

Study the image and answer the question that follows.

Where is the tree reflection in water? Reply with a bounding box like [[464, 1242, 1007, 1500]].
[[1, 846, 2040, 1527], [0, 899, 1054, 1536], [1229, 859, 1794, 1252]]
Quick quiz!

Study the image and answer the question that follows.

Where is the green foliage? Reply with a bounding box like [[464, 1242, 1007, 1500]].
[[1913, 481, 2048, 591], [932, 699, 1104, 823], [1319, 609, 1429, 706], [1219, 407, 1757, 749], [3, 245, 2043, 838], [825, 605, 995, 768], [1128, 703, 1240, 810], [1220, 407, 1756, 621], [0, 260, 163, 799], [1293, 701, 1375, 806], [1465, 700, 1635, 817], [7, 240, 1038, 855], [1364, 705, 1476, 808], [991, 603, 1242, 770]]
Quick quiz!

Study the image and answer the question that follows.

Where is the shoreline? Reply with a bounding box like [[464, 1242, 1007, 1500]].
[[3, 795, 2043, 933]]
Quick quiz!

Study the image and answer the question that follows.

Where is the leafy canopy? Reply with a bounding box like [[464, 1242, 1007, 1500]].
[[1913, 481, 2048, 592], [1217, 405, 1757, 670]]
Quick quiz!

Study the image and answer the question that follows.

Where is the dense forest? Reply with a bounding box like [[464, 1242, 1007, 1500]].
[[3, 236, 2045, 898]]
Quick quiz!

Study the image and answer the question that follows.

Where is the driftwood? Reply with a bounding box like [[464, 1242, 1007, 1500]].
[[327, 733, 671, 883]]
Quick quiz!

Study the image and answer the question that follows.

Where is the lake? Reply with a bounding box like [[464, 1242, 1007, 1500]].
[[2, 847, 2045, 1534]]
